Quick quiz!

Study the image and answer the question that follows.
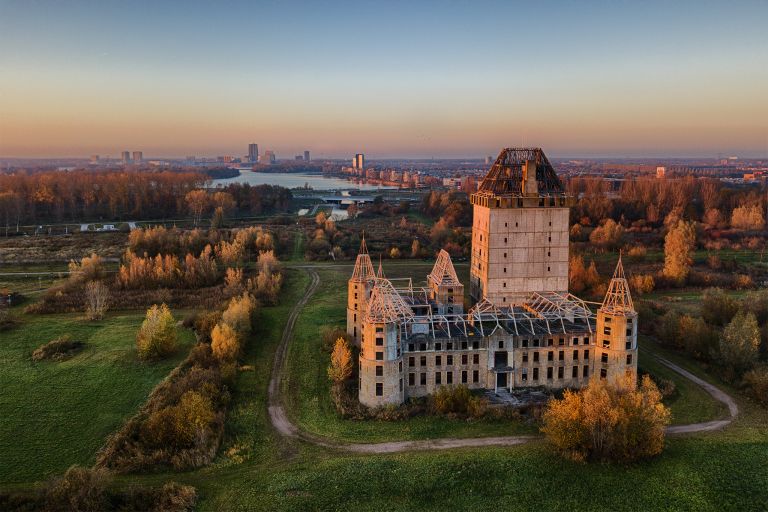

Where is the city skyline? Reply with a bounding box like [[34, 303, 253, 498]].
[[1, 0, 767, 158]]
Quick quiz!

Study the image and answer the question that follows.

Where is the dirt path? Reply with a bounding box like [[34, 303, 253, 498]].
[[268, 268, 739, 453]]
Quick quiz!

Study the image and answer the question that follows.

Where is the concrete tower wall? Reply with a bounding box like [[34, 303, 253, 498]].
[[595, 311, 638, 384], [359, 321, 403, 407], [470, 204, 569, 305], [346, 279, 371, 345]]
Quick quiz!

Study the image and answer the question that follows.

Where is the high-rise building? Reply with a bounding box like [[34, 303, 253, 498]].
[[304, 150, 310, 161], [353, 153, 365, 170], [248, 143, 259, 163], [90, 155, 99, 165], [261, 150, 275, 164], [121, 151, 131, 164], [469, 148, 571, 306], [132, 151, 143, 163]]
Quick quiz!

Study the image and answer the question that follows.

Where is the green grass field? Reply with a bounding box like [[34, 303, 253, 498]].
[[0, 312, 195, 484], [3, 267, 768, 510]]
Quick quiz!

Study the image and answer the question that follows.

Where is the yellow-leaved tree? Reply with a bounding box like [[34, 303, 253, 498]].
[[541, 374, 670, 463], [327, 337, 352, 385], [211, 322, 240, 362], [136, 304, 178, 360]]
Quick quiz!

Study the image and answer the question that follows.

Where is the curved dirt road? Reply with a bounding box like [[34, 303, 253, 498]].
[[268, 269, 738, 453]]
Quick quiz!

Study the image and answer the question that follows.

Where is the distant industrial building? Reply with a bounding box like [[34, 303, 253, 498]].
[[132, 151, 143, 164], [304, 150, 311, 161], [248, 143, 259, 163], [353, 153, 365, 170], [121, 151, 131, 164]]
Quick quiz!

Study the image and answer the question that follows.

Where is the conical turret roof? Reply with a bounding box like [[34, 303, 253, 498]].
[[600, 254, 635, 315]]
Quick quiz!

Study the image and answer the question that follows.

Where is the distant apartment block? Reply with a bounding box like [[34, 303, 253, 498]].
[[353, 153, 365, 170], [132, 151, 143, 163], [121, 151, 131, 164], [248, 143, 259, 163], [304, 150, 311, 161]]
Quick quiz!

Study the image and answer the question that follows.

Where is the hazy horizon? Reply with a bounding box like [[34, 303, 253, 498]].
[[1, 0, 767, 159]]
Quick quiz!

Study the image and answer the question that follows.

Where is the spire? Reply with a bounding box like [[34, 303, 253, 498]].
[[601, 253, 634, 315], [428, 249, 461, 287], [351, 234, 375, 281], [376, 255, 385, 280]]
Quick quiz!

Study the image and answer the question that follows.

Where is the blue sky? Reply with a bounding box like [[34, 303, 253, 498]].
[[1, 0, 766, 158]]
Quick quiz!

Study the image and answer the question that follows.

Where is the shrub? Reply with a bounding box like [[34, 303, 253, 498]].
[[320, 326, 350, 353], [731, 204, 765, 230], [589, 219, 623, 249], [68, 253, 106, 283], [221, 293, 256, 337], [744, 366, 768, 406], [44, 465, 110, 512], [719, 311, 760, 381], [84, 280, 110, 320], [0, 308, 18, 332], [541, 374, 670, 463], [430, 385, 489, 418], [627, 245, 647, 260], [211, 322, 240, 362], [192, 310, 222, 342], [136, 304, 178, 360], [629, 273, 655, 295], [32, 335, 84, 362], [678, 315, 719, 360], [142, 390, 216, 449], [701, 288, 740, 326]]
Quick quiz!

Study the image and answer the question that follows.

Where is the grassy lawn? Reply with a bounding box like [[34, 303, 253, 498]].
[[0, 311, 195, 485], [3, 268, 767, 510]]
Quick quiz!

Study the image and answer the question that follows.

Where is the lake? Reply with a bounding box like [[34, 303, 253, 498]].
[[213, 170, 395, 191]]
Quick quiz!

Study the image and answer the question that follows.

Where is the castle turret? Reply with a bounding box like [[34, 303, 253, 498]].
[[358, 278, 410, 407], [595, 255, 638, 384], [347, 237, 375, 345], [427, 249, 464, 315]]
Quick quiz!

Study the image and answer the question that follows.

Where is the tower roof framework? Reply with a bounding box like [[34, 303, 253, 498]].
[[428, 249, 462, 288], [601, 256, 635, 315], [475, 147, 565, 198], [351, 238, 375, 281]]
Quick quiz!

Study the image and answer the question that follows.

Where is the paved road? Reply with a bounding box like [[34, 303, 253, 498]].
[[267, 268, 739, 453]]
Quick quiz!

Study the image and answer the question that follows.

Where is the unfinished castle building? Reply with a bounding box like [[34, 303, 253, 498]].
[[349, 148, 638, 407]]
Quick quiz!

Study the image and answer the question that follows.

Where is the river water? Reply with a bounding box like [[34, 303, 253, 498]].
[[213, 170, 395, 191]]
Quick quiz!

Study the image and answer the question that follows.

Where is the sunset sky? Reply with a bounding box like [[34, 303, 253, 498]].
[[1, 0, 767, 159]]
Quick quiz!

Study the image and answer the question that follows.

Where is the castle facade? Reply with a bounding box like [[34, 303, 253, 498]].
[[347, 148, 638, 407]]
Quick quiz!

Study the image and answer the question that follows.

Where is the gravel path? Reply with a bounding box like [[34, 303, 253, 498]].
[[267, 269, 739, 453]]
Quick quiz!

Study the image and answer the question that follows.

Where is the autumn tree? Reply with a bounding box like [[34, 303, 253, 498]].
[[327, 337, 352, 385], [719, 311, 760, 381], [701, 288, 740, 326], [663, 220, 696, 286], [731, 205, 765, 230], [411, 239, 421, 258], [136, 304, 178, 360], [569, 255, 600, 294], [185, 190, 209, 227], [541, 374, 670, 463], [221, 292, 256, 337], [84, 281, 109, 321], [588, 219, 624, 249], [211, 322, 240, 362]]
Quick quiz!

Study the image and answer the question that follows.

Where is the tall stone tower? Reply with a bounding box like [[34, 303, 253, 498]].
[[469, 148, 572, 306], [346, 238, 375, 345], [595, 256, 638, 384], [358, 277, 410, 407]]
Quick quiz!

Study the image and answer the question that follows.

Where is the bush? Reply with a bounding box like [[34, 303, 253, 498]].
[[701, 288, 740, 326], [32, 335, 84, 362], [191, 310, 222, 342], [719, 311, 760, 381], [44, 465, 110, 512], [142, 390, 216, 449], [221, 293, 256, 337], [0, 308, 19, 332], [320, 326, 351, 353], [211, 322, 240, 362], [136, 304, 178, 360], [541, 374, 670, 463], [430, 385, 489, 418], [84, 280, 110, 320], [744, 366, 768, 406], [629, 273, 655, 295]]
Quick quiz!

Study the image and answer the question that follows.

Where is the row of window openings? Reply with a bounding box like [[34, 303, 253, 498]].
[[373, 356, 635, 395], [603, 326, 634, 336], [523, 350, 589, 363], [408, 370, 479, 387], [477, 220, 553, 238], [409, 354, 479, 367], [522, 366, 589, 381], [522, 337, 589, 348], [408, 340, 480, 352]]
